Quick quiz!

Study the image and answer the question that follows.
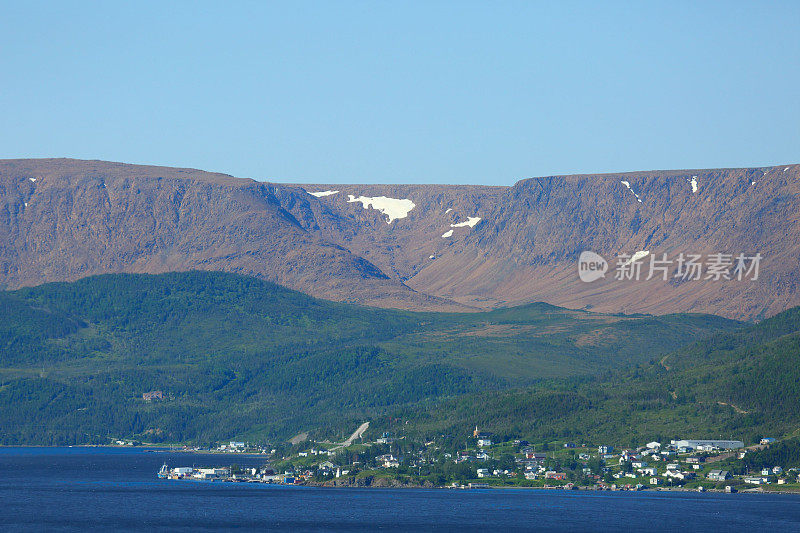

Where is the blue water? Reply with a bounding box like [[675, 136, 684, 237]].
[[2, 447, 800, 531]]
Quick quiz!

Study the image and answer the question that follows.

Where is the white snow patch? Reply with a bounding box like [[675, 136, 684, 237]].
[[29, 178, 36, 183], [690, 176, 698, 193], [751, 181, 756, 186], [445, 208, 452, 214], [347, 195, 416, 224], [24, 202, 28, 207], [309, 190, 339, 197], [621, 250, 650, 266], [620, 180, 642, 203], [785, 167, 790, 172], [450, 217, 481, 228], [429, 255, 435, 259], [441, 229, 454, 238]]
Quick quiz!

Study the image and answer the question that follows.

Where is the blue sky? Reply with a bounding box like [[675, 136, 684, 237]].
[[1, 1, 798, 185]]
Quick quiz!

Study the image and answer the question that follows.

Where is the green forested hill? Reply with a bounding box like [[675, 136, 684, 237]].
[[391, 307, 800, 447], [0, 271, 740, 445]]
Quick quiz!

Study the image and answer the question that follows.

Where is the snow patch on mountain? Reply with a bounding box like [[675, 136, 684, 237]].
[[441, 229, 454, 238], [347, 195, 416, 223], [309, 190, 339, 197], [450, 217, 481, 228], [620, 180, 642, 203]]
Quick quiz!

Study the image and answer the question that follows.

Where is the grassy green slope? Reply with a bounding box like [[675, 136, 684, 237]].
[[0, 271, 741, 444]]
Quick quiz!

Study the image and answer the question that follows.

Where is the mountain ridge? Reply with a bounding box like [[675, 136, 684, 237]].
[[2, 158, 798, 319]]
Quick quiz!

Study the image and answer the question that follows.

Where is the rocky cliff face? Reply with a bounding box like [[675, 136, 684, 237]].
[[2, 158, 798, 319], [407, 166, 800, 319], [0, 159, 461, 310]]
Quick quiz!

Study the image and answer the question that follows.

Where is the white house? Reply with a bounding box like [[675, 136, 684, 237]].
[[707, 470, 731, 482]]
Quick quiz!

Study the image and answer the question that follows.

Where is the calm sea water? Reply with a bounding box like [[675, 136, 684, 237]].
[[2, 447, 800, 532]]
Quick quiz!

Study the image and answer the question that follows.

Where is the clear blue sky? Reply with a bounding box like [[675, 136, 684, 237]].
[[1, 1, 798, 185]]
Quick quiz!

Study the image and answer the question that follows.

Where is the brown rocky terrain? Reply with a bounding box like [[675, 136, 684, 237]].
[[407, 166, 800, 320], [0, 159, 462, 311], [1, 158, 798, 320]]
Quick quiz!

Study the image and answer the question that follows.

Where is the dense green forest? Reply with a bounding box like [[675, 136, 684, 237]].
[[0, 271, 744, 445], [386, 307, 800, 447]]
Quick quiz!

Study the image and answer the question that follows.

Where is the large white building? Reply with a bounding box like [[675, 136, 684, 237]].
[[671, 439, 744, 450]]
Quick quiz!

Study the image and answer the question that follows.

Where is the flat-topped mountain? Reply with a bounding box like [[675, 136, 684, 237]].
[[2, 158, 798, 319], [406, 166, 800, 320], [0, 158, 465, 311]]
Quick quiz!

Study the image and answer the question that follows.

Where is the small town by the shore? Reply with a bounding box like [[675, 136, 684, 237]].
[[155, 426, 800, 493]]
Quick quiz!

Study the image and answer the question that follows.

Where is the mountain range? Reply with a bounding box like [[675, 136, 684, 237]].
[[2, 158, 798, 320]]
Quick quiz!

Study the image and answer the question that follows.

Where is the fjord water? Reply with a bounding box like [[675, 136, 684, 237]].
[[2, 448, 800, 532]]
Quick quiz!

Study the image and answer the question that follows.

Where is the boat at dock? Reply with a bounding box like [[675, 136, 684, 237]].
[[157, 463, 169, 479]]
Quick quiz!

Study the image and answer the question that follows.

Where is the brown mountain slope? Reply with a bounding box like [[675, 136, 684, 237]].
[[2, 158, 798, 320], [406, 166, 800, 319], [278, 183, 506, 282], [0, 158, 462, 310]]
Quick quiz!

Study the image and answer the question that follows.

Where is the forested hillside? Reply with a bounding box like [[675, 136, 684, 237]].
[[0, 271, 739, 445], [390, 306, 800, 447]]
